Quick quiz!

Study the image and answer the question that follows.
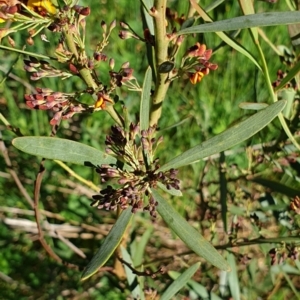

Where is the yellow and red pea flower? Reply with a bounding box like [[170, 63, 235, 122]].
[[94, 93, 113, 110], [189, 67, 210, 85], [183, 42, 218, 84]]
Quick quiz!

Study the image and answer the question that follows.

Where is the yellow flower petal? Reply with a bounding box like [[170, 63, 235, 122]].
[[94, 96, 104, 109], [27, 0, 57, 15]]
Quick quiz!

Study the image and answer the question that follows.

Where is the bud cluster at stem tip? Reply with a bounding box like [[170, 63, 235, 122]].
[[91, 124, 180, 217]]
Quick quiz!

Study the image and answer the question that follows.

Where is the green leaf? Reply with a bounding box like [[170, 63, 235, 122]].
[[238, 0, 258, 40], [180, 17, 195, 30], [188, 280, 223, 300], [120, 246, 145, 300], [238, 102, 269, 110], [168, 271, 223, 300], [140, 0, 154, 35], [177, 12, 300, 35], [140, 66, 152, 131], [274, 59, 300, 92], [157, 181, 182, 197], [227, 253, 241, 300], [279, 89, 297, 120], [12, 137, 116, 166], [219, 152, 228, 232], [152, 189, 230, 271], [204, 0, 225, 13], [132, 226, 153, 267], [160, 262, 200, 300], [81, 208, 133, 281], [248, 172, 300, 198], [157, 101, 286, 172]]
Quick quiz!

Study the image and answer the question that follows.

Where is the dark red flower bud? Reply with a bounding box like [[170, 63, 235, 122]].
[[69, 63, 79, 74], [79, 7, 90, 16]]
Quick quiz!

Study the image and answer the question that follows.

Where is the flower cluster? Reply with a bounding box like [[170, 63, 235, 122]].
[[91, 124, 180, 217], [269, 246, 299, 265], [109, 61, 135, 88], [24, 57, 73, 81], [0, 1, 92, 44], [183, 42, 218, 84], [19, 13, 138, 125], [272, 70, 298, 90], [25, 88, 88, 125], [0, 0, 57, 23]]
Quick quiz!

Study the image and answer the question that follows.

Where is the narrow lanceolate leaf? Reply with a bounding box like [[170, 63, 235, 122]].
[[121, 246, 145, 300], [274, 59, 300, 92], [227, 253, 241, 300], [140, 66, 152, 131], [238, 0, 258, 41], [238, 102, 269, 111], [157, 101, 286, 172], [168, 271, 223, 300], [152, 189, 230, 271], [177, 11, 300, 35], [12, 137, 116, 166], [160, 263, 200, 300], [140, 0, 154, 35], [248, 173, 300, 198], [157, 181, 182, 197], [81, 208, 133, 281], [132, 227, 153, 267]]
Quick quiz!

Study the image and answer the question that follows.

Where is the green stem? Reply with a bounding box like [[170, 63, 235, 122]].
[[105, 105, 124, 127], [149, 0, 170, 126], [142, 235, 300, 267], [63, 26, 123, 126], [0, 45, 57, 61], [54, 160, 99, 191], [254, 34, 300, 150]]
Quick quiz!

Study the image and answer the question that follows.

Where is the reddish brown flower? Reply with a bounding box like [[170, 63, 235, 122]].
[[186, 42, 212, 60], [25, 88, 87, 125]]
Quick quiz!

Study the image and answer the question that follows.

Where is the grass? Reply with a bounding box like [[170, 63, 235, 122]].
[[0, 0, 300, 299]]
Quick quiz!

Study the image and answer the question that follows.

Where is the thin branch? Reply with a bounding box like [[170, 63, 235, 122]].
[[118, 256, 165, 278], [0, 271, 31, 292], [0, 44, 58, 61], [0, 130, 34, 208], [142, 237, 300, 267], [55, 231, 86, 258], [33, 160, 79, 270], [54, 160, 99, 192], [0, 205, 109, 235]]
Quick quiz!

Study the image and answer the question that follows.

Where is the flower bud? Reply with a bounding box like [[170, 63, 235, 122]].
[[26, 37, 34, 46], [109, 20, 116, 31], [109, 58, 115, 70], [101, 20, 107, 32], [8, 36, 15, 47], [69, 63, 79, 74], [79, 7, 90, 16], [120, 22, 129, 29]]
